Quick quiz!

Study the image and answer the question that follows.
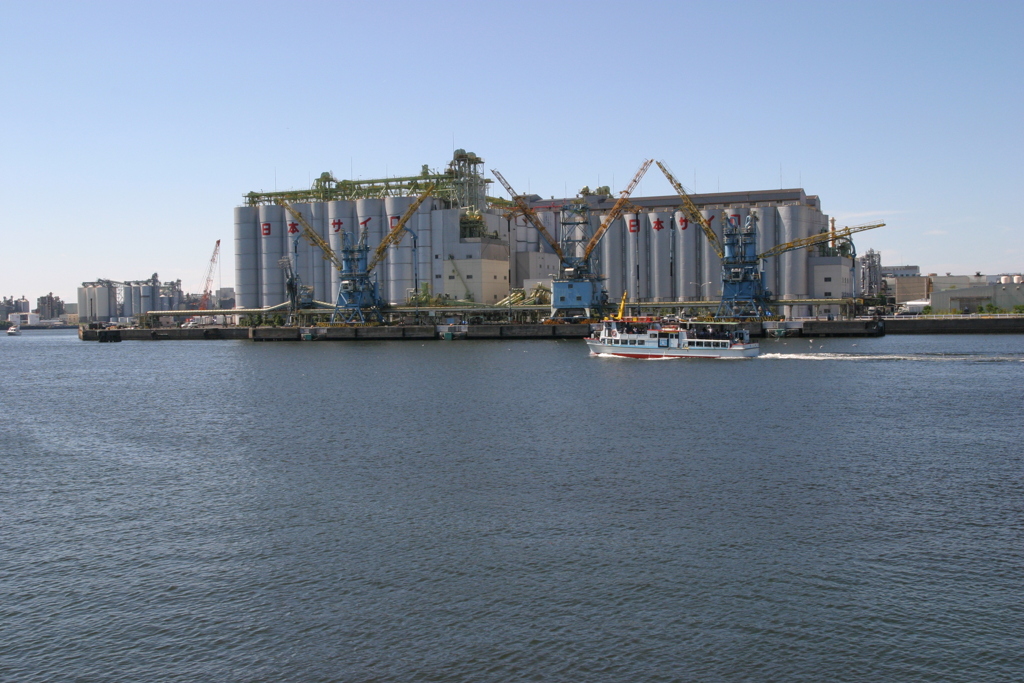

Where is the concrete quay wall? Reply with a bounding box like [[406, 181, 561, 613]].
[[883, 317, 1024, 334]]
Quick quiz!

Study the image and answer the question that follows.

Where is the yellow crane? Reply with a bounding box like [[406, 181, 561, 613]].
[[582, 159, 654, 261], [656, 160, 724, 259], [658, 158, 886, 318], [757, 222, 886, 259], [276, 183, 436, 322], [491, 169, 565, 262]]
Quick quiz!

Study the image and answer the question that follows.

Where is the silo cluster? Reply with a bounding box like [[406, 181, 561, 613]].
[[77, 279, 183, 323], [235, 199, 465, 309], [594, 201, 828, 305]]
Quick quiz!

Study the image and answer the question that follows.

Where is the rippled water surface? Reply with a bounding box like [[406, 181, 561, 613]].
[[2, 330, 1022, 681]]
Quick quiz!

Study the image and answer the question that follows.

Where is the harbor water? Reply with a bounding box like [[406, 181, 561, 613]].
[[2, 330, 1022, 681]]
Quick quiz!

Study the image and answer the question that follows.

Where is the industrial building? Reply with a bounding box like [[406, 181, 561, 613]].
[[77, 277, 186, 323], [929, 275, 1024, 313], [234, 152, 867, 319]]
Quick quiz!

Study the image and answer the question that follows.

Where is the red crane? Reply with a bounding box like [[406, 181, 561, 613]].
[[198, 239, 221, 310]]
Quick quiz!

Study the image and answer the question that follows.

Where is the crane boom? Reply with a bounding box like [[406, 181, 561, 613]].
[[198, 239, 221, 310], [581, 159, 653, 260], [757, 222, 886, 259], [277, 200, 345, 272], [656, 160, 724, 259], [491, 169, 565, 262], [366, 183, 436, 272]]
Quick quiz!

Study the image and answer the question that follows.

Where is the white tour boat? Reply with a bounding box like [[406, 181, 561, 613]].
[[6, 324, 21, 336], [586, 318, 759, 359]]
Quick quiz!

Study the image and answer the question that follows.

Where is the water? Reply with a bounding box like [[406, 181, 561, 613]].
[[2, 330, 1022, 681]]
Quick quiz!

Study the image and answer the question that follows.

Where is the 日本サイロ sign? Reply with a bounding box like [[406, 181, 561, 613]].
[[331, 219, 343, 232]]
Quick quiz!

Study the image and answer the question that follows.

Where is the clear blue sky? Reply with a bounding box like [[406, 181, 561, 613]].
[[2, 0, 1021, 302]]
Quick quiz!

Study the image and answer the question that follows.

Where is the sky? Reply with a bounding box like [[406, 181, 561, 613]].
[[1, 0, 1021, 302]]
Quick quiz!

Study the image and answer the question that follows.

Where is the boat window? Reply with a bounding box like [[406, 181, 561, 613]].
[[638, 340, 645, 346], [629, 340, 636, 345]]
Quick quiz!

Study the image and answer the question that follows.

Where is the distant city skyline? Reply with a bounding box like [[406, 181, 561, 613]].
[[2, 0, 1021, 302]]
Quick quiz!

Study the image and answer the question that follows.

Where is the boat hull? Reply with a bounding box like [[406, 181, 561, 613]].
[[585, 338, 758, 359]]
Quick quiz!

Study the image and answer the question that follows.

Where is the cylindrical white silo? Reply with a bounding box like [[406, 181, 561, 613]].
[[598, 215, 623, 304], [233, 206, 260, 309], [327, 200, 355, 303], [385, 196, 416, 305], [776, 205, 801, 301], [1014, 275, 1023, 284], [139, 285, 154, 315], [754, 208, 779, 299], [356, 198, 385, 292], [121, 285, 134, 317], [94, 285, 110, 321], [259, 204, 286, 308], [536, 211, 558, 254], [77, 287, 89, 322], [701, 210, 723, 298], [310, 202, 328, 303], [624, 213, 645, 302], [674, 211, 698, 300], [648, 212, 672, 301], [1000, 275, 1011, 284], [415, 199, 433, 296], [286, 203, 314, 303]]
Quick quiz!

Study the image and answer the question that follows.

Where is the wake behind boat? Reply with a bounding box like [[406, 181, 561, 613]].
[[587, 318, 759, 359]]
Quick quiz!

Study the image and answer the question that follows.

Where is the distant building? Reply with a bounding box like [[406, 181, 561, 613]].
[[856, 249, 882, 297], [890, 275, 931, 304], [9, 312, 40, 326], [36, 293, 65, 320], [809, 255, 855, 317], [930, 277, 1024, 313], [215, 287, 235, 309], [882, 265, 920, 278]]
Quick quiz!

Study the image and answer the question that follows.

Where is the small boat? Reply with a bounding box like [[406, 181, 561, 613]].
[[6, 324, 21, 336], [586, 318, 759, 359], [440, 324, 467, 340]]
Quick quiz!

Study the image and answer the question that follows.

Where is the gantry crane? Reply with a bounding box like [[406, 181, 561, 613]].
[[198, 240, 221, 310], [277, 183, 436, 323], [658, 160, 885, 319], [492, 159, 652, 319]]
